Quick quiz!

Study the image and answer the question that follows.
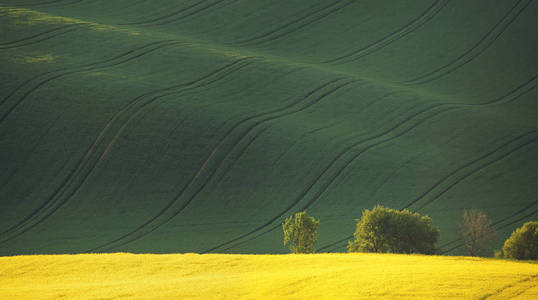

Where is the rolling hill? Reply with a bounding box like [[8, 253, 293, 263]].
[[0, 0, 537, 256]]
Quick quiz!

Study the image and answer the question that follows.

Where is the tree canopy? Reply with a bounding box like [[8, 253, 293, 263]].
[[503, 221, 538, 260], [282, 211, 320, 254], [348, 205, 439, 254], [459, 209, 496, 257]]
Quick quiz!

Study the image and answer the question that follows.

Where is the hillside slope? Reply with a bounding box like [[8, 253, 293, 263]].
[[0, 0, 537, 255]]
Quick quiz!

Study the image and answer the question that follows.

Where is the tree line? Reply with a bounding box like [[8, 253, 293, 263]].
[[282, 205, 537, 260]]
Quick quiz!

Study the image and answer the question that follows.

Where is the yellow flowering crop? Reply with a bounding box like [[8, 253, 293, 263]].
[[0, 253, 536, 299]]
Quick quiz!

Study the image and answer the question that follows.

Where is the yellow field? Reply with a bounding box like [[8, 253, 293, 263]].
[[0, 253, 536, 299]]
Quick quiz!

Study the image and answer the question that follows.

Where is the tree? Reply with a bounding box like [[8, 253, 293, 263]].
[[347, 205, 439, 254], [502, 221, 538, 260], [459, 209, 496, 257], [282, 211, 320, 254]]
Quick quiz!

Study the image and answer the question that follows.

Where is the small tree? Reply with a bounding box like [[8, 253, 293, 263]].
[[459, 209, 496, 257], [503, 221, 538, 260], [282, 211, 320, 254], [348, 205, 439, 254]]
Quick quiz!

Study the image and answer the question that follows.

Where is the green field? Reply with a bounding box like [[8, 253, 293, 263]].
[[0, 0, 537, 256]]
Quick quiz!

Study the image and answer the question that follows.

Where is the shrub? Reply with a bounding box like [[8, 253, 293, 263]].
[[347, 205, 439, 254], [502, 221, 538, 260], [459, 209, 496, 257], [282, 211, 320, 254]]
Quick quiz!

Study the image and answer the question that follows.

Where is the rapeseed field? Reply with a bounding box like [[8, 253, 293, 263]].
[[0, 253, 536, 299]]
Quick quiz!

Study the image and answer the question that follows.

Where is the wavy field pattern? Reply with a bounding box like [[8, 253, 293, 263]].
[[0, 0, 537, 256]]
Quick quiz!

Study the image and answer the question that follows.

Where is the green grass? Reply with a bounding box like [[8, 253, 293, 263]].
[[0, 0, 537, 256]]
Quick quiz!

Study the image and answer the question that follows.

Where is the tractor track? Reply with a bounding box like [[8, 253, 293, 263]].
[[438, 199, 538, 250], [87, 79, 355, 252], [322, 0, 449, 64], [403, 0, 533, 85], [414, 135, 538, 212], [230, 0, 355, 46], [0, 39, 174, 107], [402, 130, 538, 211], [0, 58, 255, 245], [0, 40, 180, 124], [441, 207, 538, 254], [8, 0, 85, 8], [207, 105, 458, 253], [297, 75, 538, 253], [119, 0, 232, 26], [0, 23, 90, 49]]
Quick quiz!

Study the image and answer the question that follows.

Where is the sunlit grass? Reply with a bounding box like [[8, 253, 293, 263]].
[[21, 53, 57, 64], [0, 253, 536, 299], [0, 6, 140, 35]]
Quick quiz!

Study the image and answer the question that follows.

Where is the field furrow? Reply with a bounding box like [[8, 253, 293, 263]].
[[403, 0, 533, 84]]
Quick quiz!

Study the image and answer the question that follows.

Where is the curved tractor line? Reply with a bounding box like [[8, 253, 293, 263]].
[[0, 58, 255, 245], [0, 56, 250, 240], [210, 124, 275, 188], [152, 0, 236, 27], [403, 131, 538, 210], [319, 131, 538, 253], [204, 103, 460, 252], [326, 243, 347, 252], [441, 206, 538, 254], [318, 236, 351, 252], [0, 40, 179, 124], [193, 78, 343, 188], [87, 79, 354, 252], [194, 80, 356, 192], [401, 74, 538, 210], [228, 0, 343, 45], [119, 0, 209, 25], [209, 74, 537, 252], [438, 199, 538, 249], [94, 60, 258, 165], [480, 274, 538, 300], [403, 0, 532, 85], [0, 23, 90, 49], [209, 106, 458, 253], [120, 0, 231, 27], [399, 74, 537, 212], [230, 0, 355, 46], [414, 133, 538, 212], [206, 106, 463, 252], [0, 44, 196, 242], [319, 134, 538, 252], [321, 0, 449, 64], [6, 0, 86, 8], [10, 0, 70, 7], [88, 79, 354, 252], [216, 118, 331, 190], [0, 39, 173, 107], [321, 176, 538, 254]]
